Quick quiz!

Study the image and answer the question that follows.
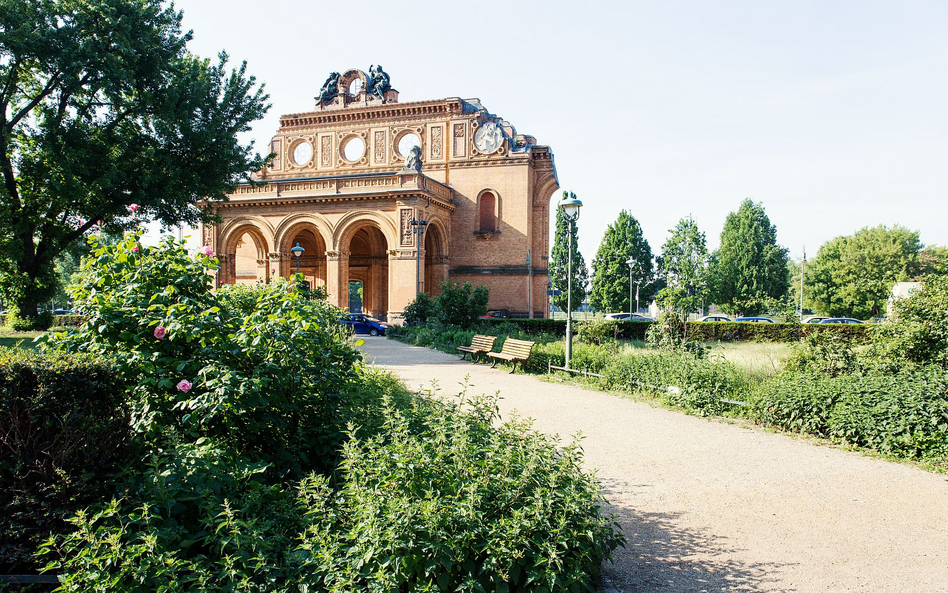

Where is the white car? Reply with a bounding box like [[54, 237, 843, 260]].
[[604, 313, 654, 322]]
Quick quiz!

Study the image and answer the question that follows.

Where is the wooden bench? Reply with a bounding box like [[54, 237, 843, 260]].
[[486, 338, 536, 374], [457, 334, 497, 362]]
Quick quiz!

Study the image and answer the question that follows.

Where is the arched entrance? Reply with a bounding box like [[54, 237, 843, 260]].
[[225, 226, 270, 285], [284, 227, 327, 289], [342, 225, 389, 319]]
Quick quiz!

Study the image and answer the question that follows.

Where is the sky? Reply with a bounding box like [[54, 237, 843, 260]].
[[155, 0, 948, 264]]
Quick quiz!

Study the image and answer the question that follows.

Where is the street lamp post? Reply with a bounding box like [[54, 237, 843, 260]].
[[410, 216, 429, 295], [291, 242, 304, 276], [558, 191, 582, 370], [626, 255, 637, 314]]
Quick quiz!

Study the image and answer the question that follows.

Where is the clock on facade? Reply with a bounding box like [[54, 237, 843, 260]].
[[292, 141, 313, 166], [474, 121, 503, 153]]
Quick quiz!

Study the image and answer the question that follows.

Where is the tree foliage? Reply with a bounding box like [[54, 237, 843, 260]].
[[872, 273, 948, 369], [806, 225, 921, 318], [589, 210, 654, 313], [709, 199, 790, 315], [0, 0, 270, 325], [550, 194, 589, 313], [656, 218, 709, 316]]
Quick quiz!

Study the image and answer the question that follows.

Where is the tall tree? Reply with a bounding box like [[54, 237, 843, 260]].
[[916, 245, 948, 278], [709, 199, 790, 315], [589, 210, 653, 313], [655, 217, 709, 316], [549, 201, 588, 314], [807, 225, 921, 318], [0, 0, 270, 326]]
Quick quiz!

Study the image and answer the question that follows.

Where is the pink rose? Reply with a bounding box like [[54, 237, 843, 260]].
[[131, 245, 139, 252], [202, 245, 215, 257], [128, 203, 140, 212], [154, 326, 167, 339], [271, 268, 276, 274], [176, 379, 192, 393]]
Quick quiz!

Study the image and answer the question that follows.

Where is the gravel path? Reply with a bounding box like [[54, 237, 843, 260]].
[[358, 338, 948, 592]]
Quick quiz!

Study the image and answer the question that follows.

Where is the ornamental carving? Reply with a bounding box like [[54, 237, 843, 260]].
[[453, 123, 466, 157], [431, 126, 443, 159], [374, 130, 385, 162], [320, 136, 331, 166], [400, 209, 413, 246]]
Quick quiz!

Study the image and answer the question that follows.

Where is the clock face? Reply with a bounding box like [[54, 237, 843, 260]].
[[474, 121, 503, 153], [397, 133, 420, 157], [292, 141, 312, 166]]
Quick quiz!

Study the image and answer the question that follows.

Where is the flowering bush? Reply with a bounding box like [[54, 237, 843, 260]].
[[45, 233, 358, 476]]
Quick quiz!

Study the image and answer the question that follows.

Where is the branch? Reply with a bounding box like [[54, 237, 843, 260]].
[[6, 71, 61, 131]]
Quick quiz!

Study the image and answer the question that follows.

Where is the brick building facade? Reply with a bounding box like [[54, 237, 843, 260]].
[[201, 68, 559, 321]]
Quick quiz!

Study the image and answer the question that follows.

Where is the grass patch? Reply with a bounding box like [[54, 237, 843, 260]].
[[0, 328, 42, 350]]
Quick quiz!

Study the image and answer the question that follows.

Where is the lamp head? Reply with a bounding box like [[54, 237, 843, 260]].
[[558, 191, 583, 221], [291, 242, 305, 258]]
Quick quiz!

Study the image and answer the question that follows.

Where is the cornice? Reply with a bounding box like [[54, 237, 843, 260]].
[[279, 97, 467, 130]]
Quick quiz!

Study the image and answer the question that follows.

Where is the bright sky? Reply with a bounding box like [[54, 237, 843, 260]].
[[158, 0, 948, 264]]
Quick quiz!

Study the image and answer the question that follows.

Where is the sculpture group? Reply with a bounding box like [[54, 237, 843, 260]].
[[315, 65, 392, 105]]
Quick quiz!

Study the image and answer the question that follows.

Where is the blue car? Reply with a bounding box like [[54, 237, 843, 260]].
[[338, 313, 390, 336], [734, 316, 774, 323]]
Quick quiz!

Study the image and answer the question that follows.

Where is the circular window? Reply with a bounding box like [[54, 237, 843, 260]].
[[343, 136, 365, 162], [292, 141, 312, 166], [348, 78, 364, 96], [397, 132, 420, 157]]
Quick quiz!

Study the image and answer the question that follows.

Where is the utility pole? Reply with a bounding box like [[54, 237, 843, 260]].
[[799, 246, 806, 318], [527, 249, 533, 318]]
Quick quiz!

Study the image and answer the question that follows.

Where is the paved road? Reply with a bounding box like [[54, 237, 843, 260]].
[[358, 338, 948, 592]]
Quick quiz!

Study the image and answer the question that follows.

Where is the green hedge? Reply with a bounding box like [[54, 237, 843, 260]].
[[689, 321, 871, 343], [0, 349, 137, 573], [752, 367, 948, 460], [50, 314, 86, 327], [481, 318, 871, 343]]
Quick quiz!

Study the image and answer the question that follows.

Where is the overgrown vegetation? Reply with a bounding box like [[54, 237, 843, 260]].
[[1, 235, 622, 589], [393, 277, 948, 468]]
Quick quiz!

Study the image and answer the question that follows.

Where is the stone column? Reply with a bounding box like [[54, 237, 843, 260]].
[[388, 248, 418, 323], [326, 250, 349, 309], [267, 252, 282, 282]]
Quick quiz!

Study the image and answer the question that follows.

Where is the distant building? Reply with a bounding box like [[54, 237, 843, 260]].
[[887, 281, 922, 318], [200, 67, 558, 321]]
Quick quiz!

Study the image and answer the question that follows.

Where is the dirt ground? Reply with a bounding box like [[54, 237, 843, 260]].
[[359, 338, 948, 593]]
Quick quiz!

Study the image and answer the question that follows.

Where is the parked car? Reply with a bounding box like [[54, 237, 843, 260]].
[[338, 313, 390, 336], [478, 309, 508, 320], [52, 308, 74, 315], [734, 316, 775, 323], [817, 318, 864, 324], [604, 313, 654, 321], [697, 315, 731, 322], [804, 316, 831, 324]]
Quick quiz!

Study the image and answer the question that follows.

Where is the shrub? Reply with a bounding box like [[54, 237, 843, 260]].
[[783, 332, 858, 377], [601, 350, 747, 415], [40, 439, 305, 591], [872, 274, 948, 368], [7, 309, 53, 331], [402, 292, 437, 326], [294, 391, 624, 592], [753, 367, 948, 461], [577, 319, 619, 345], [44, 234, 359, 477], [434, 281, 489, 327], [0, 349, 137, 573]]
